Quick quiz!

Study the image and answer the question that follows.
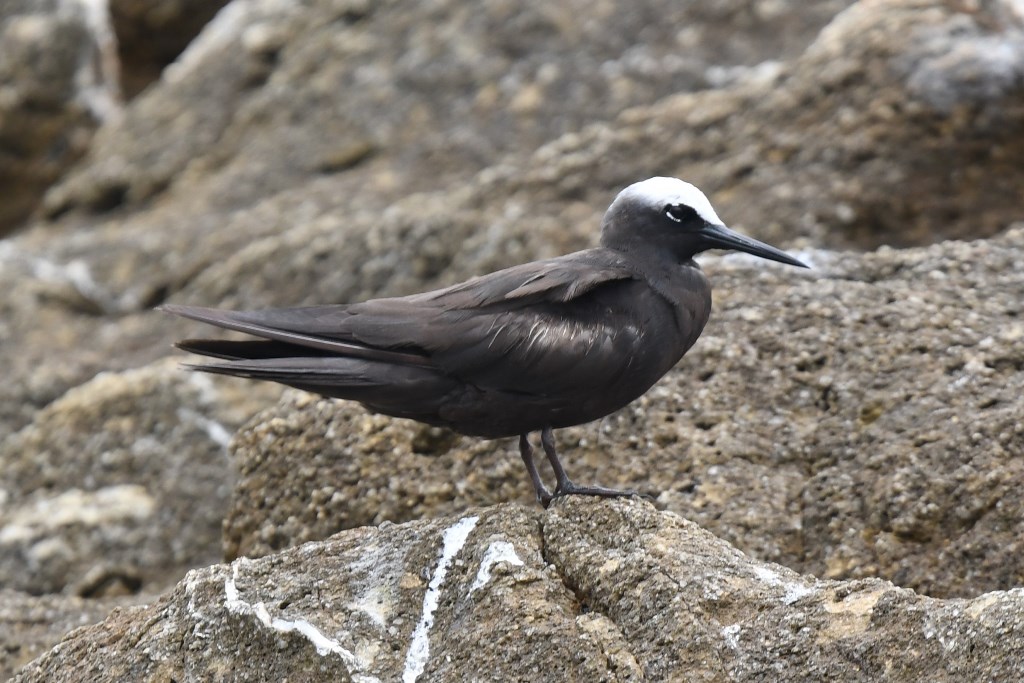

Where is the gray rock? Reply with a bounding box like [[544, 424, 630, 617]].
[[0, 590, 140, 681], [14, 500, 1024, 681], [0, 0, 119, 235], [44, 0, 848, 220], [140, 0, 1024, 315], [462, 0, 1024, 250], [0, 360, 275, 596], [109, 0, 230, 97], [224, 226, 1024, 599]]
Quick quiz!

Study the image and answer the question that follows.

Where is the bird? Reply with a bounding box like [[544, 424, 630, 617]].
[[161, 177, 807, 506]]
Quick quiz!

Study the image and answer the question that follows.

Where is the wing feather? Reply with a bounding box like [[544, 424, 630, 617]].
[[162, 247, 647, 397]]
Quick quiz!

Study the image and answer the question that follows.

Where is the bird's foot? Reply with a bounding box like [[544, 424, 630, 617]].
[[547, 480, 652, 506]]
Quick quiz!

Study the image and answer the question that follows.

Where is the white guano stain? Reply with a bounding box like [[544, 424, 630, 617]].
[[73, 0, 121, 121], [721, 623, 741, 650], [751, 564, 816, 605], [176, 407, 233, 449], [402, 515, 479, 683], [224, 561, 380, 683], [469, 541, 524, 594]]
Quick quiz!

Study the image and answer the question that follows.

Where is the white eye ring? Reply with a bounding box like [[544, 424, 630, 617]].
[[664, 204, 696, 223]]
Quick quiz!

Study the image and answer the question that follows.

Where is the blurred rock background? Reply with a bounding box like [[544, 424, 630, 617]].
[[2, 0, 1023, 679]]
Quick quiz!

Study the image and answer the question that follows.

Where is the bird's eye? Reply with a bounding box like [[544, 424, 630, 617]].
[[664, 204, 698, 223]]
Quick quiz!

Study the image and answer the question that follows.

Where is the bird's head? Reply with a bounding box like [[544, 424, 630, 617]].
[[600, 177, 807, 268]]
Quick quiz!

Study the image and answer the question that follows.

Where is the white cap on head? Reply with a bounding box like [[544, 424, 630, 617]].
[[612, 177, 723, 225]]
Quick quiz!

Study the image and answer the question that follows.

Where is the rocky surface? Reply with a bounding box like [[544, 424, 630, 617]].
[[14, 499, 1024, 682], [0, 590, 140, 681], [0, 0, 119, 236], [109, 0, 231, 97], [0, 360, 275, 597], [44, 0, 850, 221], [3, 0, 1024, 680], [223, 227, 1024, 599]]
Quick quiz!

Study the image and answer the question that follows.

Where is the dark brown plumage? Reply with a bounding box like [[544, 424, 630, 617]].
[[162, 177, 806, 505]]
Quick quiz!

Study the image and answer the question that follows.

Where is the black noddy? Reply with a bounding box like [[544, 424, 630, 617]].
[[161, 177, 806, 506]]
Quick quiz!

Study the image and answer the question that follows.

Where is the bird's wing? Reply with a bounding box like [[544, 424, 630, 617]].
[[329, 253, 656, 394], [409, 252, 638, 308], [164, 250, 651, 395]]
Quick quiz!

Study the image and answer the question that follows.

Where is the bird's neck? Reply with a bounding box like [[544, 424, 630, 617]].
[[610, 243, 705, 305]]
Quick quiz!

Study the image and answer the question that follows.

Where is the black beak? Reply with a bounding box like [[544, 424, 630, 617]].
[[699, 223, 809, 268]]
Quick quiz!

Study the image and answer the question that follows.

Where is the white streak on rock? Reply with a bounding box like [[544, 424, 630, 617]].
[[176, 407, 232, 449], [165, 1, 248, 83], [781, 582, 816, 605], [721, 623, 741, 650], [224, 562, 380, 683], [165, 0, 300, 84], [73, 0, 121, 120], [469, 540, 523, 594], [402, 515, 479, 683], [751, 564, 816, 605]]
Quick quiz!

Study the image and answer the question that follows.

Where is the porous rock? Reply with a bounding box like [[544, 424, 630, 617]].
[[0, 590, 139, 681], [44, 0, 848, 220], [0, 359, 274, 597], [15, 500, 1024, 682], [463, 0, 1024, 250], [0, 0, 118, 235]]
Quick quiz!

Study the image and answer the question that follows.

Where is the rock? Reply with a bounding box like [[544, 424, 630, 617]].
[[0, 359, 276, 596], [57, 0, 1021, 314], [0, 590, 140, 681], [44, 0, 848, 220], [224, 227, 1024, 599], [109, 0, 231, 97], [0, 0, 119, 235], [14, 500, 1024, 681], [458, 0, 1024, 250]]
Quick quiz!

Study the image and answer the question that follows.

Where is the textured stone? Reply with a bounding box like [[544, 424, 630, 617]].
[[44, 0, 848, 220], [224, 227, 1024, 599], [0, 590, 139, 681], [109, 0, 230, 97], [14, 500, 1024, 682], [0, 0, 118, 235], [0, 360, 275, 596]]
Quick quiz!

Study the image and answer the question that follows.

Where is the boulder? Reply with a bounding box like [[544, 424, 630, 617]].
[[0, 0, 119, 235], [0, 360, 276, 597], [109, 0, 230, 97], [0, 590, 139, 681], [224, 227, 1024, 599], [44, 0, 849, 220], [14, 500, 1024, 682]]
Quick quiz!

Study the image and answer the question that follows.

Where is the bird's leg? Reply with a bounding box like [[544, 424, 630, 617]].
[[540, 427, 644, 501], [519, 434, 553, 506]]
